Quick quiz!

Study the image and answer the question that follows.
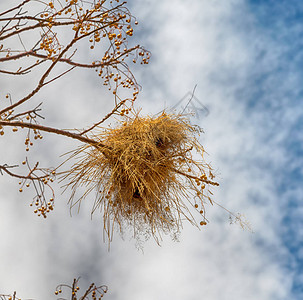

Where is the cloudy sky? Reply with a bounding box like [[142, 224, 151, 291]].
[[1, 0, 303, 299]]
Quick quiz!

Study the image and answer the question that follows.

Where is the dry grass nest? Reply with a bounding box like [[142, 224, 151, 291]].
[[64, 111, 219, 244]]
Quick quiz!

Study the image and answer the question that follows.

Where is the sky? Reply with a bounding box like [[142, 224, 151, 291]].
[[1, 0, 303, 299]]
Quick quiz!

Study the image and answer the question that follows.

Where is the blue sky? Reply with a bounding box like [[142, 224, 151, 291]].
[[237, 1, 303, 296], [1, 0, 303, 299]]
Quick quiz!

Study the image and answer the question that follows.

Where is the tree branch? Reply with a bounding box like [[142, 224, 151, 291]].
[[0, 120, 105, 148], [0, 0, 30, 18], [0, 29, 79, 115]]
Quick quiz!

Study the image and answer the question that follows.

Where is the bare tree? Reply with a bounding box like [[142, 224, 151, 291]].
[[0, 0, 150, 298], [0, 0, 220, 240], [0, 0, 249, 298], [0, 0, 150, 218]]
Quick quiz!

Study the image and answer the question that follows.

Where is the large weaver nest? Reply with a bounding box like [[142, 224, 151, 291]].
[[64, 112, 219, 244]]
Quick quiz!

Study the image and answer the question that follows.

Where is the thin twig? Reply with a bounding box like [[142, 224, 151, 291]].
[[43, 65, 76, 85], [0, 164, 47, 180], [172, 167, 219, 186], [80, 99, 126, 135]]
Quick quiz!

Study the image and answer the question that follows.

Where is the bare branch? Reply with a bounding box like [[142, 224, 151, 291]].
[[7, 102, 44, 120], [0, 278, 108, 300], [0, 29, 80, 115], [80, 99, 126, 135], [0, 163, 47, 180], [0, 0, 30, 18], [54, 278, 108, 299], [0, 120, 104, 147]]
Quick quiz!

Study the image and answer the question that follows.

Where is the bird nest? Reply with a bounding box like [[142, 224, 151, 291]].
[[64, 112, 219, 244]]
